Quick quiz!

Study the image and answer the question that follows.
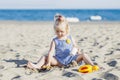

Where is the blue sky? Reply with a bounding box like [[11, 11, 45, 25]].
[[0, 0, 120, 9]]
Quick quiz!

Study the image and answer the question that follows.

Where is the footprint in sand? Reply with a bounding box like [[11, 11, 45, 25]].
[[11, 75, 21, 80], [0, 74, 3, 77], [62, 71, 80, 77], [107, 60, 117, 67], [102, 72, 119, 80], [0, 65, 4, 70]]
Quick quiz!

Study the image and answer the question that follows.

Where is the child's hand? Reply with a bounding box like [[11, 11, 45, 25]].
[[70, 47, 78, 55], [42, 63, 51, 70], [46, 63, 51, 67], [77, 48, 82, 54]]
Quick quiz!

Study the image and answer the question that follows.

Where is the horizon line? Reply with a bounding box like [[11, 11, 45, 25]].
[[0, 8, 120, 10]]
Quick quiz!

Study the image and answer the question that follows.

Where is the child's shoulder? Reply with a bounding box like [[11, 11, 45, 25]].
[[52, 36, 58, 41], [53, 36, 58, 39]]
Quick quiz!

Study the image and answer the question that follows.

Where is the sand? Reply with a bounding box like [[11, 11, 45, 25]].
[[0, 21, 120, 80]]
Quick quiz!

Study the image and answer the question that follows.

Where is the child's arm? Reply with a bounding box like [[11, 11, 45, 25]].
[[71, 36, 77, 47], [46, 40, 55, 66], [71, 36, 81, 54]]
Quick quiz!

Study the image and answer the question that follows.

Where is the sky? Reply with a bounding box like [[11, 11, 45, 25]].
[[0, 0, 120, 9]]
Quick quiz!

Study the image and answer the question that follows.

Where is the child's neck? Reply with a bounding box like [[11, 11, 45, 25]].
[[58, 35, 67, 40]]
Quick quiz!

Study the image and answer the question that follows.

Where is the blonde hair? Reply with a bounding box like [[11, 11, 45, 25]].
[[54, 14, 70, 34]]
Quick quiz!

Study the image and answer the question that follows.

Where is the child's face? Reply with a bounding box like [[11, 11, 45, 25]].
[[55, 26, 67, 38]]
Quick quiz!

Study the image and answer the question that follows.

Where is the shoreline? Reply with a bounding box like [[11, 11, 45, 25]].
[[0, 20, 120, 22], [0, 21, 120, 27]]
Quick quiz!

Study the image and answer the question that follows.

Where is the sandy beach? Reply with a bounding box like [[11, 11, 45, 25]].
[[0, 21, 120, 80]]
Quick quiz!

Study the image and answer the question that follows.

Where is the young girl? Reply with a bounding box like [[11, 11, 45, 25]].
[[26, 14, 94, 70]]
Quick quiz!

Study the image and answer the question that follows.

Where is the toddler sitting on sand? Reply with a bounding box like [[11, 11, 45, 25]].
[[26, 14, 94, 71]]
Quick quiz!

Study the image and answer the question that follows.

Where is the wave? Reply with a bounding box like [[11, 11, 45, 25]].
[[89, 15, 102, 21], [66, 17, 79, 22]]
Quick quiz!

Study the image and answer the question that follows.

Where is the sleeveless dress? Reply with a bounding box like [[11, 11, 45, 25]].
[[53, 35, 78, 65]]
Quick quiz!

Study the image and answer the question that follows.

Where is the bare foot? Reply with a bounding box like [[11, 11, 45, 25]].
[[27, 62, 36, 69], [71, 60, 78, 67]]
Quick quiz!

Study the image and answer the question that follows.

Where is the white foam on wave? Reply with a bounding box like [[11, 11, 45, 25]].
[[66, 17, 79, 22], [90, 15, 102, 21]]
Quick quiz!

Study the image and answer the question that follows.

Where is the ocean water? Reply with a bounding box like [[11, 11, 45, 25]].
[[0, 9, 120, 21]]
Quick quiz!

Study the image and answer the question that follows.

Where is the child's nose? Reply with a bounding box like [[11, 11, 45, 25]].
[[59, 32, 61, 35]]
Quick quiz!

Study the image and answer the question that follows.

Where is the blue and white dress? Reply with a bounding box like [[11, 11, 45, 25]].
[[53, 35, 78, 65]]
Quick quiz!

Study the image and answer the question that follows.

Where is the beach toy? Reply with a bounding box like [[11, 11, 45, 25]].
[[92, 65, 99, 71], [78, 65, 93, 73], [66, 39, 71, 44], [42, 65, 51, 70], [78, 65, 99, 73]]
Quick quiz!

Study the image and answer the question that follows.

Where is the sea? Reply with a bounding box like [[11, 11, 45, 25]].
[[0, 9, 120, 21]]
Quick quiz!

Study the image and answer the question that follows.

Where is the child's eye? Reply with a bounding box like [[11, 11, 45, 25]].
[[56, 31, 59, 33], [61, 31, 64, 33]]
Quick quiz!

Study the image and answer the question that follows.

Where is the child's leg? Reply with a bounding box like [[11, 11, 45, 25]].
[[27, 56, 46, 69], [27, 56, 61, 69], [76, 53, 94, 65], [36, 56, 47, 69], [50, 56, 61, 66]]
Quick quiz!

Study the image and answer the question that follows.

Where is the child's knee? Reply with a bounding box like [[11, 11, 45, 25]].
[[81, 53, 87, 57], [40, 55, 47, 61], [44, 56, 48, 60]]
